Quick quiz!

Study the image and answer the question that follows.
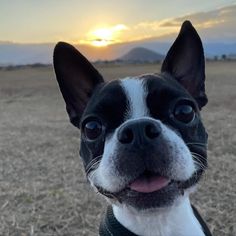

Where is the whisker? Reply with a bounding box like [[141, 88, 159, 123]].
[[87, 170, 96, 181], [186, 142, 207, 147], [191, 153, 207, 170], [193, 159, 205, 171], [192, 154, 205, 164], [86, 157, 102, 175], [191, 151, 205, 158], [86, 163, 101, 176], [192, 161, 207, 183], [191, 152, 207, 168]]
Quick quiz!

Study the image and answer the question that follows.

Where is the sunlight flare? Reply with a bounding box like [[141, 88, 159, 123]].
[[89, 24, 128, 47]]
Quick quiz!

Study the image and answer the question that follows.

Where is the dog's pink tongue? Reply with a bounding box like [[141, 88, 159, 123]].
[[129, 175, 170, 193]]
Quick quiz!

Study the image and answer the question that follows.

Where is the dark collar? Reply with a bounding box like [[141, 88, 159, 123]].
[[99, 205, 212, 236], [99, 205, 136, 236]]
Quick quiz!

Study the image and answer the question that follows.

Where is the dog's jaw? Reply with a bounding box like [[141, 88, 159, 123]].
[[113, 196, 205, 236]]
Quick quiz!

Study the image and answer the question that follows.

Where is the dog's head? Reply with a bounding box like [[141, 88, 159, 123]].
[[53, 21, 208, 210]]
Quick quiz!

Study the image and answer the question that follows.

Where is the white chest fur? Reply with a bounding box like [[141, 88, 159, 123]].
[[113, 197, 205, 236]]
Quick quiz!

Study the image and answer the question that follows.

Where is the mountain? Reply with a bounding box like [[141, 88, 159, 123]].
[[1, 40, 236, 65], [119, 47, 164, 62], [0, 43, 53, 65]]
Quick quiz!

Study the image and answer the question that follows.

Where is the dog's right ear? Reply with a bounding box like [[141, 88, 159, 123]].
[[53, 42, 104, 128]]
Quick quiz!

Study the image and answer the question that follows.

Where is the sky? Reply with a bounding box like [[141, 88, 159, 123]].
[[1, 0, 236, 46]]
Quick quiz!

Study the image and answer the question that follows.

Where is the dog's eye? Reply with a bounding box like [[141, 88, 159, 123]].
[[174, 104, 195, 124], [84, 121, 102, 140]]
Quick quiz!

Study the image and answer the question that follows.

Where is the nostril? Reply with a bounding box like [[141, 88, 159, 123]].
[[118, 127, 134, 144], [145, 124, 161, 139]]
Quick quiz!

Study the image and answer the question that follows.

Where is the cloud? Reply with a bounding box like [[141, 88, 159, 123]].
[[112, 24, 129, 31], [80, 24, 129, 46], [131, 4, 236, 42], [79, 4, 236, 46], [158, 6, 235, 28]]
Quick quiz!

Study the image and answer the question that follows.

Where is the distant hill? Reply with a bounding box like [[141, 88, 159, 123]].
[[1, 41, 236, 65], [119, 47, 164, 62], [0, 43, 53, 65]]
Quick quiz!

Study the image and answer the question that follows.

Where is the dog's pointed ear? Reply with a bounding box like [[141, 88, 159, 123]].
[[53, 42, 104, 127], [161, 21, 207, 108]]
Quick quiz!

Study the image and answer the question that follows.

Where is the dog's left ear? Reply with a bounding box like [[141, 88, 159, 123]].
[[161, 21, 207, 108]]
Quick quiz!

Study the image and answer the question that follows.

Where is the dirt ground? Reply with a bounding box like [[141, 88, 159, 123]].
[[0, 62, 235, 236]]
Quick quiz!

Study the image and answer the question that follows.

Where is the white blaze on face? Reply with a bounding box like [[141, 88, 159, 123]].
[[120, 78, 149, 119]]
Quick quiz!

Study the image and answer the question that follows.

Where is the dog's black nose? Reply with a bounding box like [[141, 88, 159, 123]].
[[117, 119, 162, 144]]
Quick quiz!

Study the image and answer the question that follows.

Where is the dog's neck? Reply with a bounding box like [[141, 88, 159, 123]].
[[112, 196, 205, 236]]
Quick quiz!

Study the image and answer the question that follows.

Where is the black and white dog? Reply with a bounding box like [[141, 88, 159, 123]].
[[53, 21, 212, 236]]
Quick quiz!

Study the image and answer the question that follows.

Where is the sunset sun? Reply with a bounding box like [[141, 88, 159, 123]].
[[91, 28, 113, 47], [89, 24, 128, 47]]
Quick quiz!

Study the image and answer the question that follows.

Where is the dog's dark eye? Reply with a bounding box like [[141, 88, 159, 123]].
[[174, 104, 195, 124], [84, 121, 102, 140]]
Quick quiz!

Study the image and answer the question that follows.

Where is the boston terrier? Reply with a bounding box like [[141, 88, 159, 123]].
[[53, 21, 212, 236]]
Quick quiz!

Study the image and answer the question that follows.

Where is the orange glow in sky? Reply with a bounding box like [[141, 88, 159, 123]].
[[88, 24, 128, 47], [91, 28, 113, 47], [0, 1, 235, 44]]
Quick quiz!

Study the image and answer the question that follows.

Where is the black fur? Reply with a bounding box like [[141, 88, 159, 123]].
[[53, 21, 208, 206]]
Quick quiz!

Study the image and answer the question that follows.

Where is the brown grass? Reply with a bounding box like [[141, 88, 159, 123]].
[[0, 62, 235, 235]]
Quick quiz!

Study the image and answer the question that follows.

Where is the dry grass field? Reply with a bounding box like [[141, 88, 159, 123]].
[[0, 62, 235, 236]]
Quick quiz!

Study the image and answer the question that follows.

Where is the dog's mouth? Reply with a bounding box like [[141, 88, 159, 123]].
[[128, 170, 171, 193], [95, 169, 204, 204]]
